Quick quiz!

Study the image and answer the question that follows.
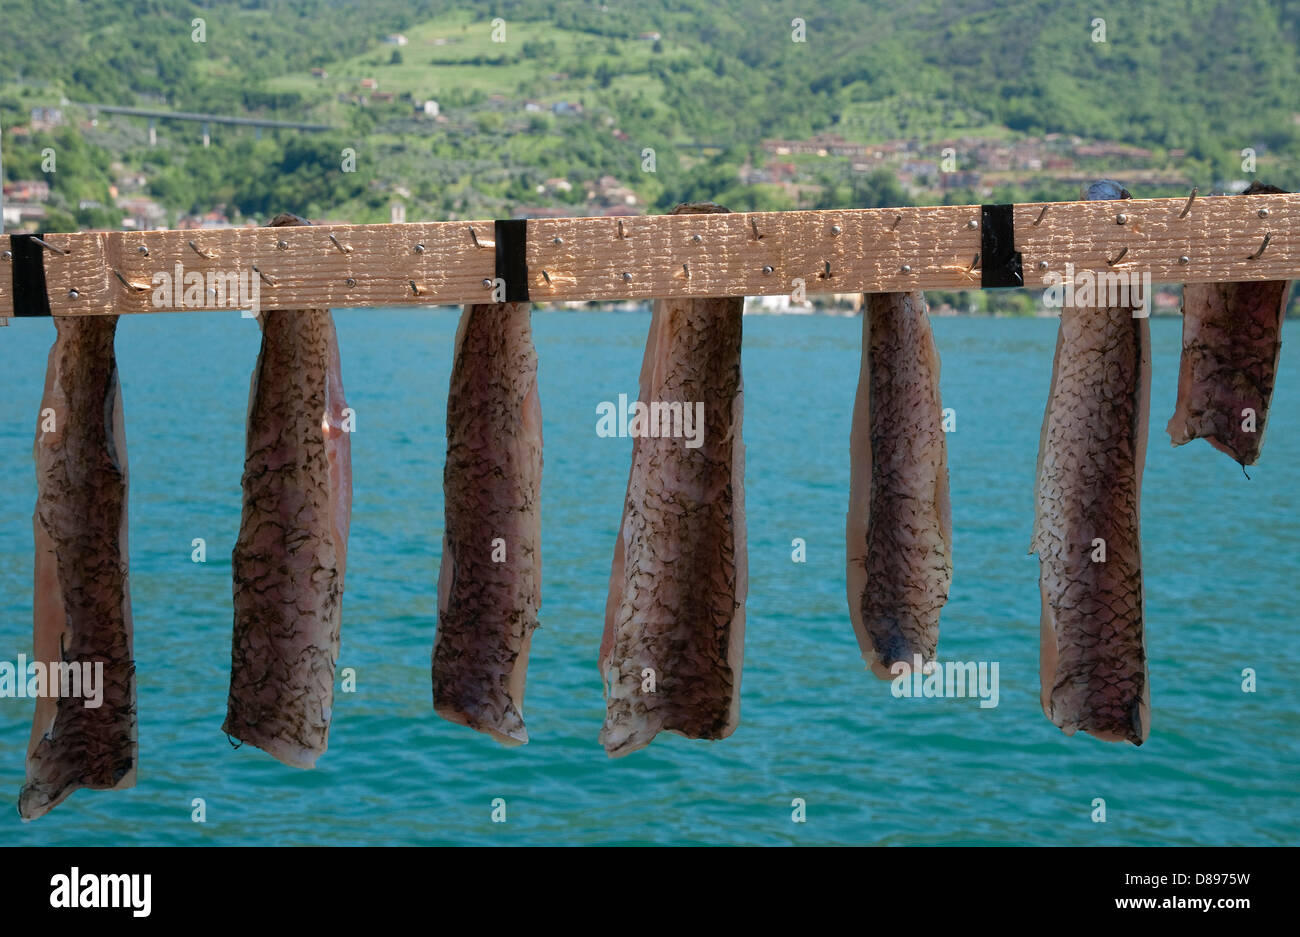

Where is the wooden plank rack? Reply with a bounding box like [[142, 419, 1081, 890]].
[[1, 191, 1296, 318]]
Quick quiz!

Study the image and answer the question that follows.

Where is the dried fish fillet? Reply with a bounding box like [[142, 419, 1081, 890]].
[[1167, 182, 1291, 466], [432, 302, 542, 746], [599, 202, 747, 757], [224, 214, 352, 768], [846, 291, 952, 679], [1033, 181, 1151, 745], [21, 316, 136, 820]]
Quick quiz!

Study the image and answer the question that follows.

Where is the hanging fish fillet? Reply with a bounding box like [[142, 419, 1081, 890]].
[[432, 302, 542, 745], [224, 213, 352, 769], [846, 291, 952, 679], [21, 315, 136, 820], [1032, 181, 1151, 745], [1167, 182, 1291, 466], [599, 202, 747, 758]]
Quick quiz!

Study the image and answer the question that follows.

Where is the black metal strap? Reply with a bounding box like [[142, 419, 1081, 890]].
[[494, 219, 529, 302], [979, 205, 1023, 288], [9, 232, 53, 317]]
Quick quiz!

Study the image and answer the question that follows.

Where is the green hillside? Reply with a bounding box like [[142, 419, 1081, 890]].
[[2, 0, 1298, 230]]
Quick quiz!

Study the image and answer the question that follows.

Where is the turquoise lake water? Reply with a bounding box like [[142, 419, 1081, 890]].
[[0, 309, 1296, 845]]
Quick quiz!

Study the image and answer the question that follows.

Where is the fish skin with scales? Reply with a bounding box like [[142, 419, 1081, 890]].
[[432, 301, 542, 746], [599, 202, 747, 757], [20, 315, 137, 820], [1032, 182, 1151, 745]]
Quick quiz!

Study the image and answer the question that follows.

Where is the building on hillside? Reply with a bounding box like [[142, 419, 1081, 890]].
[[311, 68, 328, 79], [112, 165, 148, 190], [177, 209, 234, 230], [2, 202, 47, 229], [898, 159, 937, 181], [118, 197, 166, 230], [3, 180, 51, 202], [381, 34, 408, 46], [762, 133, 870, 159], [939, 170, 981, 190], [359, 78, 379, 91], [29, 107, 64, 130], [1073, 142, 1153, 161], [586, 175, 638, 209]]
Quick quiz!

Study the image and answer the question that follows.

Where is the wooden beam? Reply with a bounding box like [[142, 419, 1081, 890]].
[[1, 193, 1295, 318]]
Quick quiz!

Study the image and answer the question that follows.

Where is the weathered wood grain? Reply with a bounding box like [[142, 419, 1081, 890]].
[[0, 193, 1295, 316]]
